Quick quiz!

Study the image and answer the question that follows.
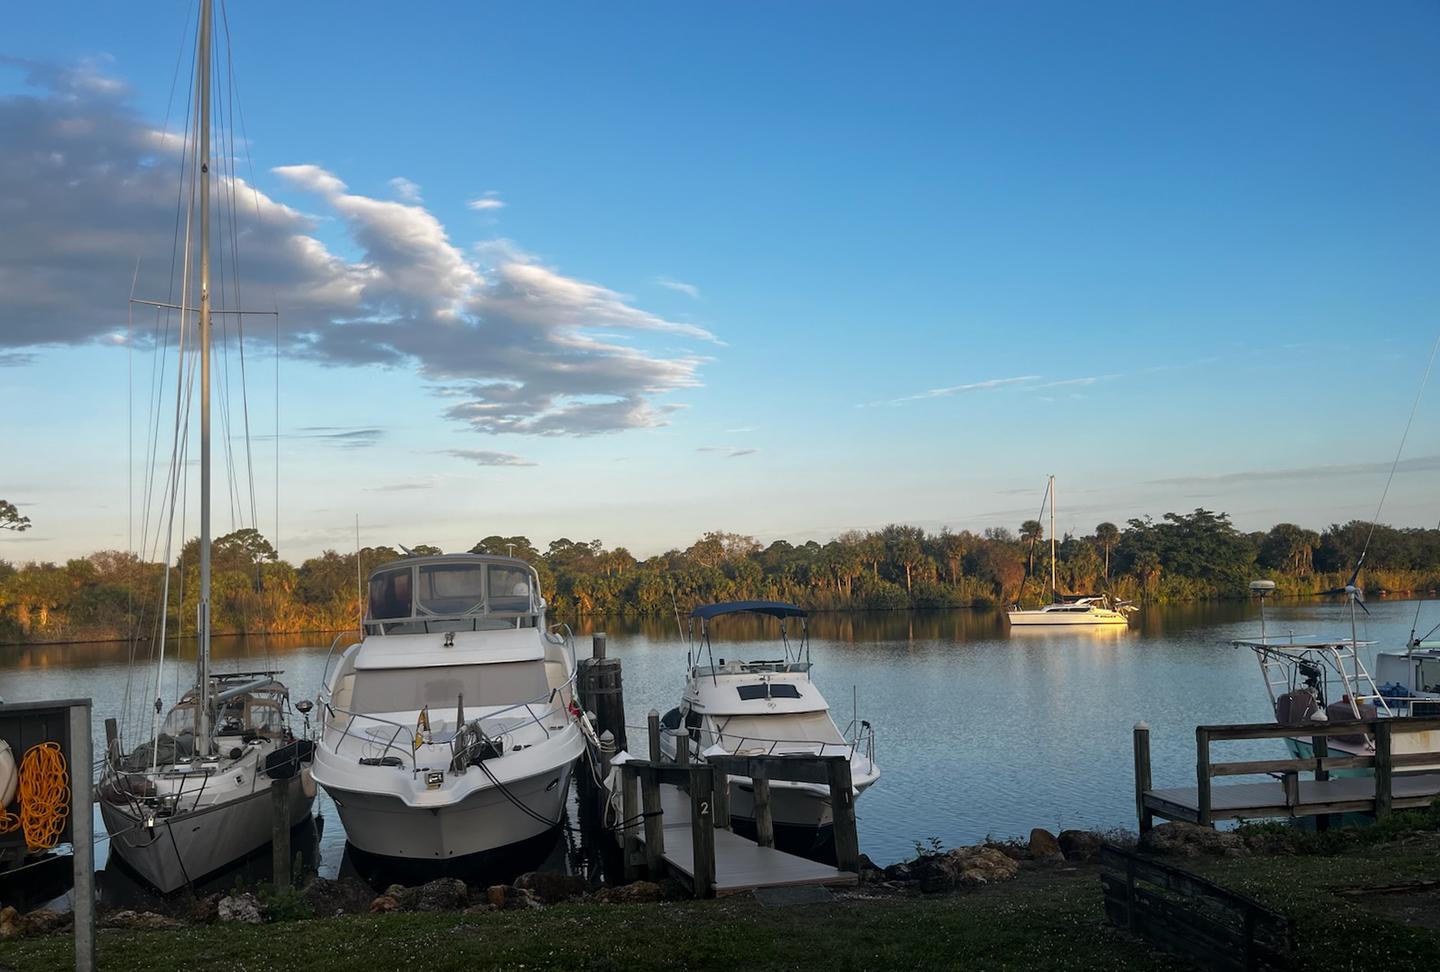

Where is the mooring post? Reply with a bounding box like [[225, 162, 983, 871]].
[[271, 779, 292, 888], [1195, 726, 1213, 827], [581, 636, 626, 754], [753, 770, 774, 848], [593, 632, 607, 660], [599, 729, 615, 780], [1314, 735, 1331, 832], [712, 762, 731, 831], [70, 701, 95, 972], [648, 709, 661, 762], [621, 764, 640, 880], [676, 729, 691, 767], [639, 764, 666, 877], [1374, 719, 1393, 819], [1133, 722, 1153, 833], [828, 756, 860, 873], [688, 764, 717, 898], [103, 717, 120, 768]]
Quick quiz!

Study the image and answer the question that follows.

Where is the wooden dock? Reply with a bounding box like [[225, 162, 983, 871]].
[[638, 781, 856, 896], [1133, 716, 1440, 830]]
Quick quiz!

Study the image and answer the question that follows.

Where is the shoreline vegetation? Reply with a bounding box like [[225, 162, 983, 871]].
[[4, 509, 1440, 646]]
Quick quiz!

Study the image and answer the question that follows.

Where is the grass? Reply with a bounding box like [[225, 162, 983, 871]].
[[9, 827, 1440, 970]]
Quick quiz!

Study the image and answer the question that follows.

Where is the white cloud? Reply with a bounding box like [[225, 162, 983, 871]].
[[863, 375, 1040, 407], [0, 64, 713, 437], [656, 277, 700, 299], [697, 445, 759, 458], [467, 191, 505, 211]]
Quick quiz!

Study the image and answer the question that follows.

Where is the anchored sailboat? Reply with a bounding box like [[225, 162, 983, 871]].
[[1005, 476, 1135, 627], [98, 0, 314, 893]]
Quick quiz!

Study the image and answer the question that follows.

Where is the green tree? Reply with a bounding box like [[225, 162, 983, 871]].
[[0, 500, 31, 532], [1019, 519, 1044, 579]]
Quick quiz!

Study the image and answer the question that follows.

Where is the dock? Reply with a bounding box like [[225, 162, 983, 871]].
[[1133, 716, 1440, 830], [639, 781, 856, 895]]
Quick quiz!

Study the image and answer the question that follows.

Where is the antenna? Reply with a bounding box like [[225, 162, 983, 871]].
[[355, 513, 362, 638], [1248, 579, 1276, 642]]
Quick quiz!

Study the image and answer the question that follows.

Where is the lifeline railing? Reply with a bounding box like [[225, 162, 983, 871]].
[[318, 668, 580, 776]]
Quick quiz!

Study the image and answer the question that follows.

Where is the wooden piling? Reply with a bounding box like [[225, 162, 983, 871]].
[[1374, 720, 1393, 818], [622, 764, 640, 880], [640, 766, 665, 876], [648, 709, 661, 762], [579, 637, 627, 753], [712, 764, 731, 830], [271, 779, 292, 888], [1133, 722, 1153, 834], [70, 702, 96, 972], [1313, 735, 1331, 832], [103, 717, 120, 768], [1195, 726, 1212, 826], [676, 729, 690, 766], [753, 771, 774, 848], [827, 756, 860, 873], [689, 764, 717, 897]]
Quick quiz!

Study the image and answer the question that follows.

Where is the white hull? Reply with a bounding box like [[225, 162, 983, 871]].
[[100, 770, 314, 893], [325, 761, 574, 860], [1006, 609, 1130, 626], [727, 776, 876, 830]]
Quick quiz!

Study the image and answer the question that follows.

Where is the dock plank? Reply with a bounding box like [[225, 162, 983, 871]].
[[1144, 771, 1440, 822]]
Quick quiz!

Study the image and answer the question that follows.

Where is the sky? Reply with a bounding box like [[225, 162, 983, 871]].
[[2, 1, 1440, 564]]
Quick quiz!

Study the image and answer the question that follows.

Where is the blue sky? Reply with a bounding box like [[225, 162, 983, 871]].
[[3, 1, 1440, 563]]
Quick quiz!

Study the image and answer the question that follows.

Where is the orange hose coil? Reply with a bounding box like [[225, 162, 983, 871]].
[[0, 742, 70, 851]]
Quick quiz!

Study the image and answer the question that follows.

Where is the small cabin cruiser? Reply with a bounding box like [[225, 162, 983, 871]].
[[660, 601, 878, 859], [312, 554, 583, 872]]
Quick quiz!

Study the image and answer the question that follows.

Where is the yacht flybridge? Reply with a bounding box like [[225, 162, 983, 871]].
[[312, 554, 584, 871], [99, 0, 314, 893], [660, 601, 878, 858]]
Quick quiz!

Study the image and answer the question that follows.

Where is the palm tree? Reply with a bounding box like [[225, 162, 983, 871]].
[[1019, 519, 1044, 579], [1095, 522, 1119, 580]]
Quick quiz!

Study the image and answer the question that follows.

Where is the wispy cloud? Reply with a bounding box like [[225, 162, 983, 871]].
[[725, 427, 755, 434], [443, 449, 537, 467], [656, 277, 700, 299], [0, 352, 35, 367], [1146, 455, 1440, 488], [252, 426, 384, 448], [467, 191, 505, 211], [698, 446, 759, 458], [365, 480, 437, 492], [862, 375, 1040, 407], [1032, 374, 1120, 389], [389, 177, 422, 203]]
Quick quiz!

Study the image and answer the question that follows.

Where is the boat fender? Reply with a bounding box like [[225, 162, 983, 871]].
[[0, 738, 15, 807]]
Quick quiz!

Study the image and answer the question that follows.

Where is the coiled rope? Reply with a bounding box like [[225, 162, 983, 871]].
[[0, 742, 71, 851]]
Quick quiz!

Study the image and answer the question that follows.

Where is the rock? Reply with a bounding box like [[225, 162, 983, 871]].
[[1028, 828, 1065, 865], [218, 893, 263, 924], [984, 841, 1031, 861], [514, 871, 588, 904], [301, 877, 376, 916], [657, 878, 689, 901], [485, 884, 511, 909], [882, 861, 914, 883], [857, 853, 885, 884], [101, 911, 182, 931], [915, 846, 1020, 893], [1140, 821, 1245, 859], [593, 880, 662, 904], [463, 902, 496, 915], [390, 877, 469, 912], [181, 893, 222, 925], [0, 907, 20, 941], [1058, 830, 1104, 863], [369, 895, 399, 914]]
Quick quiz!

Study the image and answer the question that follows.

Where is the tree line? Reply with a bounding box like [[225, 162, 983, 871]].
[[3, 508, 1440, 644]]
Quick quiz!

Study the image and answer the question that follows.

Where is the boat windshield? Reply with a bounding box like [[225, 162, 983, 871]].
[[349, 661, 549, 714], [715, 712, 845, 746], [367, 559, 536, 628]]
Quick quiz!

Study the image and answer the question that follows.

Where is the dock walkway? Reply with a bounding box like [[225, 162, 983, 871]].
[[639, 782, 856, 896]]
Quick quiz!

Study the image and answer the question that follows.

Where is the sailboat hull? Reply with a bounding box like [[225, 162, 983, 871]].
[[100, 770, 314, 894]]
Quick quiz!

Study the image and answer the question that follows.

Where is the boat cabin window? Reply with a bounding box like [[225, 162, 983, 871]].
[[417, 563, 485, 616], [736, 684, 802, 701], [161, 703, 197, 738], [349, 662, 549, 714], [488, 565, 533, 614], [368, 568, 413, 621], [1421, 659, 1440, 694]]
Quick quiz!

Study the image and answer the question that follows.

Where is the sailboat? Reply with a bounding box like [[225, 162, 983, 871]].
[[98, 0, 315, 893], [1005, 476, 1135, 627]]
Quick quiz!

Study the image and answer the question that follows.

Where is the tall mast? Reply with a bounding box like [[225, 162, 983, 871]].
[[196, 0, 213, 751], [1049, 475, 1056, 597]]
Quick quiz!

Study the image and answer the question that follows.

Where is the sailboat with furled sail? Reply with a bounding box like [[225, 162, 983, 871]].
[[98, 0, 314, 893]]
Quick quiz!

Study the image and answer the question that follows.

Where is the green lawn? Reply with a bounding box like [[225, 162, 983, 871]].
[[6, 839, 1440, 971]]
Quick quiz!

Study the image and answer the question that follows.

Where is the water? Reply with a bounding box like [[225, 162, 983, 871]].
[[2, 598, 1433, 874]]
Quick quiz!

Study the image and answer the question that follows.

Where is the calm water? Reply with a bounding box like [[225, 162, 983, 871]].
[[3, 598, 1435, 872]]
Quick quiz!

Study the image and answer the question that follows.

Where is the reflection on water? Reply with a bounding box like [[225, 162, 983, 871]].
[[3, 599, 1436, 870]]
